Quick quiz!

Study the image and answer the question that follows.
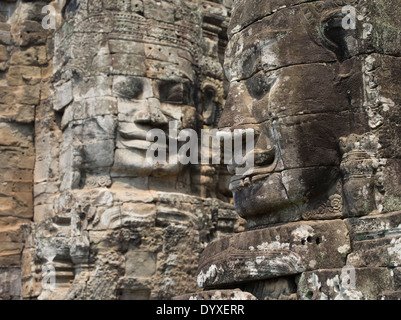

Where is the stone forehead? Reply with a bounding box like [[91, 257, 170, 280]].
[[229, 0, 400, 39], [229, 0, 347, 36], [226, 0, 401, 73]]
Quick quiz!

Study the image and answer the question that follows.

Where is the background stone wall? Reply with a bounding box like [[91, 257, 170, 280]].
[[0, 0, 55, 300]]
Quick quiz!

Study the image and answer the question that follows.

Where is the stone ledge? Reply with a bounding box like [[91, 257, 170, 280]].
[[173, 289, 257, 300], [197, 219, 350, 288]]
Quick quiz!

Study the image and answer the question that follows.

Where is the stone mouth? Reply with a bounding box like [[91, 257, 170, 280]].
[[119, 139, 154, 150], [229, 157, 278, 192], [118, 127, 149, 140], [118, 126, 172, 153]]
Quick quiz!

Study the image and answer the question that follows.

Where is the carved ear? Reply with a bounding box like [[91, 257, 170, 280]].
[[201, 86, 217, 125], [319, 10, 359, 62]]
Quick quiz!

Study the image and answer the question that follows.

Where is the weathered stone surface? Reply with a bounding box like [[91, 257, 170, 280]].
[[0, 1, 56, 300], [180, 0, 401, 301], [348, 236, 401, 268], [344, 211, 401, 268], [346, 211, 401, 242], [0, 44, 7, 61], [11, 20, 47, 46], [228, 0, 312, 37], [0, 103, 34, 123], [0, 30, 11, 46], [0, 267, 21, 300], [239, 276, 298, 300], [173, 289, 257, 300], [3, 0, 237, 301], [53, 81, 73, 111], [197, 219, 350, 288], [10, 47, 47, 66], [6, 65, 41, 86], [297, 268, 394, 300], [1, 0, 401, 302]]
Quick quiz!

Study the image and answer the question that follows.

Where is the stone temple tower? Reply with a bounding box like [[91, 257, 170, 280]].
[[0, 0, 240, 300], [178, 0, 401, 300], [1, 0, 401, 301]]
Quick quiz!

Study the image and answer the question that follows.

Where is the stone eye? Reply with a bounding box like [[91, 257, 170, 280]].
[[159, 80, 192, 104], [246, 72, 276, 100], [114, 77, 144, 100]]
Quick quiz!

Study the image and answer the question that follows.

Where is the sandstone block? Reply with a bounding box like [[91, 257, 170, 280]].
[[0, 103, 35, 123], [173, 289, 257, 300], [6, 65, 41, 86], [53, 80, 73, 111], [297, 268, 394, 300], [125, 251, 156, 278], [0, 267, 21, 299], [10, 47, 46, 66], [144, 1, 175, 23], [11, 20, 47, 46], [0, 30, 11, 45], [0, 44, 7, 61], [197, 219, 350, 288]]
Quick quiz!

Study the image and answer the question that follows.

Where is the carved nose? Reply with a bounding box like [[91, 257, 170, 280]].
[[253, 147, 276, 166], [226, 127, 276, 175], [253, 132, 276, 166], [134, 98, 168, 126], [218, 82, 256, 130]]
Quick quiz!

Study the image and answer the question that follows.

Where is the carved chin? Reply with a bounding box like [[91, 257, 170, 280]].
[[233, 167, 341, 222], [233, 172, 293, 218]]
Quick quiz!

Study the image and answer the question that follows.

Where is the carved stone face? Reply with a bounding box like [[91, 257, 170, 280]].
[[31, 1, 236, 301], [56, 8, 203, 190], [111, 51, 197, 179], [220, 0, 401, 227]]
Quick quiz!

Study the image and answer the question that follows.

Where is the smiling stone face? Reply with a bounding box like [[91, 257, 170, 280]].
[[111, 53, 198, 179], [192, 0, 401, 300], [219, 0, 401, 227], [54, 5, 204, 189], [21, 0, 244, 301]]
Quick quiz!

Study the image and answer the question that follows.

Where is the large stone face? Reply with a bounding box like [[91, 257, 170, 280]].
[[188, 0, 401, 300], [220, 0, 401, 227], [1, 0, 401, 301], [28, 0, 238, 301]]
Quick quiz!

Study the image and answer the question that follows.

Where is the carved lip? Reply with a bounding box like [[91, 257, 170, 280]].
[[119, 139, 155, 150], [118, 127, 171, 152], [229, 148, 278, 192], [119, 128, 148, 140], [119, 128, 152, 151], [229, 159, 278, 192]]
